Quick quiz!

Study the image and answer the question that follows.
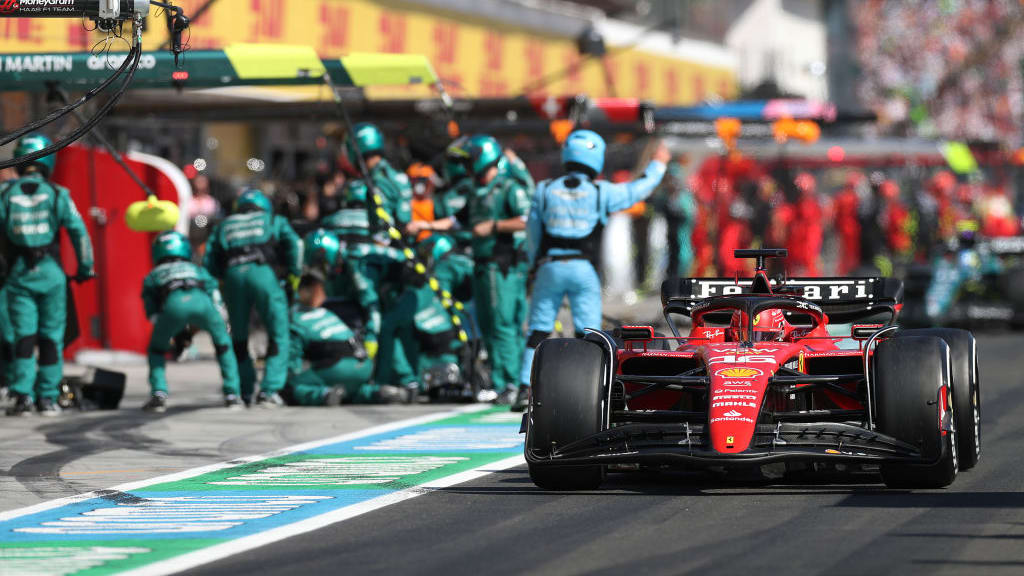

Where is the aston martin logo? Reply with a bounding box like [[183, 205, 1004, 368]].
[[714, 367, 763, 379]]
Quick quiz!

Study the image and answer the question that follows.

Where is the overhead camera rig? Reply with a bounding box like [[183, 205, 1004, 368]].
[[0, 0, 190, 170]]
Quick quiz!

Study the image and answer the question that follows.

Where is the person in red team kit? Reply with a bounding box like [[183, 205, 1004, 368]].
[[879, 179, 912, 260], [930, 170, 958, 243], [781, 173, 823, 276], [715, 179, 753, 277], [833, 173, 863, 275], [979, 186, 1020, 237]]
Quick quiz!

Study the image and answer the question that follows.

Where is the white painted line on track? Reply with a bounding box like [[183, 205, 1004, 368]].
[[0, 405, 492, 523], [117, 454, 525, 576]]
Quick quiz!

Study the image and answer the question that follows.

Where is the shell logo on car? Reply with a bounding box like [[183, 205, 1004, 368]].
[[714, 367, 764, 379]]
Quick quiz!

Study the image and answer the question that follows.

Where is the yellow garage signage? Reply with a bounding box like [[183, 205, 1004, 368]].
[[0, 0, 734, 104]]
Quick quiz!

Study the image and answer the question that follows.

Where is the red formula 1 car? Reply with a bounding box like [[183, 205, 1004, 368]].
[[524, 249, 980, 490]]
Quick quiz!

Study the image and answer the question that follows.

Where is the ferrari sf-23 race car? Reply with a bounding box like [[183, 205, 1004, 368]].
[[523, 249, 980, 490]]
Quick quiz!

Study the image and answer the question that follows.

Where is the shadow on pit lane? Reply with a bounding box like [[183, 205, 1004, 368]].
[[836, 491, 1024, 508], [913, 560, 1024, 567], [441, 468, 899, 497]]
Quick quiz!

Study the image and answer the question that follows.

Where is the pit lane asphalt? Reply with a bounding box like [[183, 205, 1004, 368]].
[[187, 333, 1024, 576]]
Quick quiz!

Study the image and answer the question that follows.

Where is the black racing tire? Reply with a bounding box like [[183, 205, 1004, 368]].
[[875, 335, 958, 489], [526, 338, 607, 490], [899, 328, 980, 470]]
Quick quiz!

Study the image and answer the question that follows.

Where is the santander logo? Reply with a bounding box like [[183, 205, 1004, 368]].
[[723, 410, 743, 417]]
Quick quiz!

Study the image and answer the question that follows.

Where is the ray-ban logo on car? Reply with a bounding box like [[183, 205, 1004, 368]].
[[714, 367, 764, 379]]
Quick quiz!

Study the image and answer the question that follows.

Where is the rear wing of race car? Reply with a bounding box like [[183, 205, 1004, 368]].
[[661, 276, 904, 324]]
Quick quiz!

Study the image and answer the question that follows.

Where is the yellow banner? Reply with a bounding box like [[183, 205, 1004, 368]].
[[0, 0, 734, 104]]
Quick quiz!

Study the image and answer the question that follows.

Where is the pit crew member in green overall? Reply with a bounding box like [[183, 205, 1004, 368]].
[[303, 227, 382, 360], [204, 189, 302, 407], [0, 176, 17, 396], [466, 135, 531, 404], [3, 134, 94, 417], [285, 269, 377, 405], [142, 231, 242, 412], [376, 235, 468, 396], [345, 122, 412, 231]]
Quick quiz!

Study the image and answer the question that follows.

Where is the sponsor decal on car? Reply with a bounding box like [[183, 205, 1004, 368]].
[[710, 416, 755, 424], [720, 380, 752, 387], [713, 393, 758, 400], [709, 355, 776, 364], [713, 367, 765, 378], [711, 401, 757, 408], [691, 279, 871, 300]]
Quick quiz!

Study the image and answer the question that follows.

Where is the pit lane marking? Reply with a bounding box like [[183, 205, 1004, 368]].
[[0, 405, 526, 576]]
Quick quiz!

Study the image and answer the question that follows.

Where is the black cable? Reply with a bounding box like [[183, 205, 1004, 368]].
[[0, 41, 136, 148], [52, 85, 154, 197], [0, 43, 141, 170]]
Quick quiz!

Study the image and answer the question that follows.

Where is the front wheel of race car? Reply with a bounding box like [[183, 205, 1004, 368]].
[[875, 335, 958, 489], [899, 328, 980, 470], [526, 338, 607, 491]]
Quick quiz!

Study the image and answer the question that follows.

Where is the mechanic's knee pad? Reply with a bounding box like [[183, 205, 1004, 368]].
[[574, 331, 586, 339], [37, 338, 57, 365], [214, 343, 230, 356], [232, 340, 249, 360], [266, 339, 279, 358], [526, 330, 551, 348], [15, 336, 37, 359]]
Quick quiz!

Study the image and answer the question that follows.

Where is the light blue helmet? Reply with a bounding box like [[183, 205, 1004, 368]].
[[561, 129, 606, 176]]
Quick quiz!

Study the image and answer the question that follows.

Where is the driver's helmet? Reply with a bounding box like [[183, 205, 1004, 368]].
[[955, 219, 979, 249], [728, 308, 789, 342]]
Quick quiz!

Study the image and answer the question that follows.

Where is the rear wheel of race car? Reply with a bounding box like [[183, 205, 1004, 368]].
[[875, 335, 958, 489], [899, 328, 980, 470], [527, 338, 607, 490]]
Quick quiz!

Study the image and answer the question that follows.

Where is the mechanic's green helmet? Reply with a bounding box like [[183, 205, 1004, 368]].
[[416, 234, 454, 267], [235, 188, 272, 213], [151, 230, 192, 263], [345, 122, 385, 165], [343, 179, 369, 207], [443, 136, 470, 182], [466, 134, 502, 178], [304, 228, 341, 269], [13, 133, 56, 177]]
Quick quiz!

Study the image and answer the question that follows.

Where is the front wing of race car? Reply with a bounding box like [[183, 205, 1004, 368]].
[[523, 420, 935, 469]]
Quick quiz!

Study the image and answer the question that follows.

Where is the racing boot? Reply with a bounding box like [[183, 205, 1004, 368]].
[[6, 393, 33, 417], [255, 391, 285, 408], [142, 392, 168, 413], [37, 397, 61, 417], [495, 386, 518, 406], [377, 384, 410, 404], [510, 386, 530, 412], [224, 394, 245, 411], [324, 386, 346, 406]]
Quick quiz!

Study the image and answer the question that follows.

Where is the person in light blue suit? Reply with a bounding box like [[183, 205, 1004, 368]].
[[512, 130, 670, 411]]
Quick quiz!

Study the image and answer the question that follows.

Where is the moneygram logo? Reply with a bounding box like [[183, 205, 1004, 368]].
[[714, 367, 763, 379], [0, 0, 18, 14]]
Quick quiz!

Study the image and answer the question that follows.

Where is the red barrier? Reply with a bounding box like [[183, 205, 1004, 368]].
[[49, 144, 182, 357]]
